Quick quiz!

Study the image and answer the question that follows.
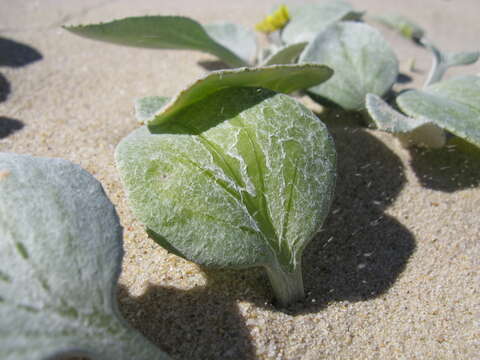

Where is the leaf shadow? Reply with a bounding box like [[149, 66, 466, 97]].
[[0, 117, 24, 139], [117, 272, 263, 360], [149, 87, 274, 135], [197, 60, 230, 71], [284, 124, 416, 314], [0, 73, 10, 102], [408, 139, 480, 192], [396, 73, 413, 84], [0, 37, 43, 67]]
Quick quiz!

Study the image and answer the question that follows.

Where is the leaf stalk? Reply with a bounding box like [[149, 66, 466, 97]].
[[265, 260, 304, 307]]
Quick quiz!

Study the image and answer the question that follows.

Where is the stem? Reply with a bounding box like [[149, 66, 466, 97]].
[[265, 260, 305, 307], [267, 31, 283, 47], [420, 38, 446, 88]]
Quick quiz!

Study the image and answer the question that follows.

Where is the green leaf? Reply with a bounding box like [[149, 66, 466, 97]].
[[366, 93, 429, 133], [116, 87, 336, 306], [147, 64, 333, 127], [300, 22, 399, 111], [423, 40, 479, 86], [373, 14, 425, 40], [397, 75, 480, 147], [204, 22, 257, 65], [262, 42, 307, 66], [281, 0, 363, 44], [0, 153, 169, 360], [64, 16, 249, 67], [135, 96, 170, 123], [366, 94, 446, 148]]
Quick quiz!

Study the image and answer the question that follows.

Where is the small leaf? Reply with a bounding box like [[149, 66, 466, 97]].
[[135, 96, 170, 123], [204, 22, 257, 65], [262, 42, 307, 66], [366, 93, 429, 133], [116, 87, 336, 306], [373, 14, 425, 40], [147, 64, 333, 127], [397, 75, 480, 147], [64, 16, 248, 67], [423, 41, 479, 86], [0, 153, 169, 360], [445, 51, 480, 67], [281, 0, 363, 44], [366, 94, 446, 148], [300, 22, 399, 111]]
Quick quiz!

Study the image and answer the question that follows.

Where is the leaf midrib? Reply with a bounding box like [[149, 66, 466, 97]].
[[171, 123, 284, 261]]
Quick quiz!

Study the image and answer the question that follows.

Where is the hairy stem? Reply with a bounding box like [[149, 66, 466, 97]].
[[265, 260, 304, 307]]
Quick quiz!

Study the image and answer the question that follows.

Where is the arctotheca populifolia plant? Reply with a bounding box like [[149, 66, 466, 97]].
[[115, 64, 337, 307], [63, 1, 479, 305], [367, 14, 480, 149], [65, 0, 480, 150]]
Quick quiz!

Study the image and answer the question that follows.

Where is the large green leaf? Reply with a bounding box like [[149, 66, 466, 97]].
[[204, 22, 257, 65], [300, 21, 399, 111], [281, 0, 363, 44], [0, 153, 169, 360], [397, 75, 480, 147], [64, 16, 249, 67], [146, 64, 333, 127], [116, 87, 336, 306]]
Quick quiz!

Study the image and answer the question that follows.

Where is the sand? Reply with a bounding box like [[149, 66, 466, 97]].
[[1, 0, 479, 359]]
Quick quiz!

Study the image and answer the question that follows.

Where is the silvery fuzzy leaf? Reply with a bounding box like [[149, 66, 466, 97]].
[[366, 93, 429, 133], [204, 22, 257, 65], [423, 41, 479, 86], [397, 75, 480, 147], [366, 94, 446, 148], [147, 64, 333, 127], [281, 0, 363, 44], [64, 16, 249, 67], [0, 153, 169, 360], [262, 42, 307, 66], [116, 87, 336, 306], [300, 21, 399, 111]]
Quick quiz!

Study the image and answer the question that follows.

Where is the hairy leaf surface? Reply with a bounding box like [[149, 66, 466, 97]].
[[397, 75, 480, 147], [0, 153, 169, 360], [300, 22, 399, 111], [366, 94, 446, 148], [204, 22, 257, 65], [281, 0, 363, 44], [366, 93, 429, 133]]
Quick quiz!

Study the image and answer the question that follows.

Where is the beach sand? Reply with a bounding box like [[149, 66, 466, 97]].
[[1, 0, 479, 359]]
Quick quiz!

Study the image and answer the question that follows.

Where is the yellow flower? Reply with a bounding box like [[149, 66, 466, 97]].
[[255, 5, 290, 33]]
